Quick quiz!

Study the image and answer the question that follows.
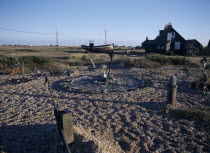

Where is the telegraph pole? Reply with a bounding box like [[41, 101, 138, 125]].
[[56, 30, 59, 46], [105, 29, 106, 44]]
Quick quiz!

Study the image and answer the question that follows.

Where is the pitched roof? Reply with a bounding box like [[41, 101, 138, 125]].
[[186, 39, 203, 47], [207, 39, 210, 48], [142, 40, 168, 45], [154, 26, 185, 42]]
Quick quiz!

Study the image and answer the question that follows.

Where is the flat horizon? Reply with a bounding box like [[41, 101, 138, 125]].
[[1, 0, 210, 47]]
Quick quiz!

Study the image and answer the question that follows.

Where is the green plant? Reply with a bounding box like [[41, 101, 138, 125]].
[[19, 56, 50, 67], [123, 54, 198, 68], [0, 57, 19, 67], [15, 49, 39, 52], [0, 56, 50, 69]]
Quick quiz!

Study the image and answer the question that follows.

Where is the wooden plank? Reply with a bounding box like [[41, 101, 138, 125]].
[[60, 111, 74, 144]]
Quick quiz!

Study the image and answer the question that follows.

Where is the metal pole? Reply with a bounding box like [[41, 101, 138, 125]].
[[56, 30, 59, 46], [105, 29, 106, 44]]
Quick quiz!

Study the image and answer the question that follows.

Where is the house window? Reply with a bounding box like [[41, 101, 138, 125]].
[[171, 32, 175, 37], [157, 45, 160, 49], [167, 32, 176, 41], [161, 45, 165, 50], [175, 42, 181, 50], [167, 33, 172, 41]]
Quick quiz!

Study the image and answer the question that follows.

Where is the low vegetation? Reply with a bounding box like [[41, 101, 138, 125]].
[[174, 107, 210, 127], [122, 54, 198, 68], [15, 49, 39, 52], [0, 45, 203, 73], [0, 56, 49, 67], [0, 54, 200, 73], [0, 56, 69, 73]]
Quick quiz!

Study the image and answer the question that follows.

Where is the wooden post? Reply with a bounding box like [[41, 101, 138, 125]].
[[89, 57, 96, 69], [167, 85, 177, 105], [108, 50, 114, 78], [58, 110, 74, 144], [167, 74, 178, 105]]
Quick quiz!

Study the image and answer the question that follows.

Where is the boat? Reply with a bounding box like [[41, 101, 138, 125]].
[[81, 42, 114, 53]]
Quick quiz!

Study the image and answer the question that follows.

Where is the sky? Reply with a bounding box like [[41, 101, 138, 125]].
[[0, 0, 210, 46]]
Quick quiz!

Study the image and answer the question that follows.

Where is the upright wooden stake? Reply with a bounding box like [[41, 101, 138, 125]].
[[167, 74, 178, 105], [166, 74, 178, 114], [59, 110, 74, 144], [107, 50, 114, 78], [89, 57, 96, 69]]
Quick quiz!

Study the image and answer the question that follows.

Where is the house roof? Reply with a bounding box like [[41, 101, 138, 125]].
[[142, 23, 186, 46], [186, 39, 203, 47], [207, 39, 210, 48], [154, 26, 186, 42], [142, 40, 168, 45]]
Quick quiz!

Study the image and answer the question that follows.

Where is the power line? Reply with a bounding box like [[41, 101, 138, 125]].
[[0, 27, 55, 34]]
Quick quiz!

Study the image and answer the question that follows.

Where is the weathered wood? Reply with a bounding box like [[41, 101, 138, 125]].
[[55, 110, 71, 153], [59, 110, 74, 144], [45, 76, 72, 153], [107, 50, 114, 77], [167, 74, 178, 105], [167, 85, 177, 105], [89, 57, 96, 69]]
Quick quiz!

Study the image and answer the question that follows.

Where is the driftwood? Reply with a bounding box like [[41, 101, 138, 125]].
[[89, 57, 96, 69]]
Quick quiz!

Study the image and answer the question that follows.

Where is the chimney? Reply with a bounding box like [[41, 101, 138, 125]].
[[146, 36, 148, 40], [164, 22, 172, 30]]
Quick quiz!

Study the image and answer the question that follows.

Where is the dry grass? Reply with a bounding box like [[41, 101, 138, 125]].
[[0, 46, 208, 71]]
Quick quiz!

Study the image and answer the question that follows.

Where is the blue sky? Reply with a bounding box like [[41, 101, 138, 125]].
[[0, 0, 210, 46]]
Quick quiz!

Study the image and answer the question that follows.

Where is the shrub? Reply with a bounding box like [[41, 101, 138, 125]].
[[125, 54, 197, 68], [170, 57, 189, 65], [19, 56, 49, 66], [132, 58, 161, 68], [81, 55, 88, 61], [15, 49, 39, 52], [0, 57, 19, 67], [0, 56, 50, 69], [174, 108, 210, 127]]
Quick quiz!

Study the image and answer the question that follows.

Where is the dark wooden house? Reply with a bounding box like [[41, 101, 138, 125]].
[[142, 23, 203, 55], [185, 39, 203, 56], [205, 39, 210, 56]]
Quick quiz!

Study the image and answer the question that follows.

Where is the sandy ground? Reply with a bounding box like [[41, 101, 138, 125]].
[[0, 66, 209, 153]]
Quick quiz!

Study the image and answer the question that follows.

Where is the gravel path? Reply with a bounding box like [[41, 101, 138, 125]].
[[0, 67, 209, 153]]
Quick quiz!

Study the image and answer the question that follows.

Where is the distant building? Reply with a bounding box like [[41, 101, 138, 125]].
[[205, 39, 210, 56], [141, 23, 203, 55], [135, 46, 141, 49]]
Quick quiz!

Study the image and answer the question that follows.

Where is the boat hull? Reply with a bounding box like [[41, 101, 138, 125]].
[[81, 44, 114, 53]]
